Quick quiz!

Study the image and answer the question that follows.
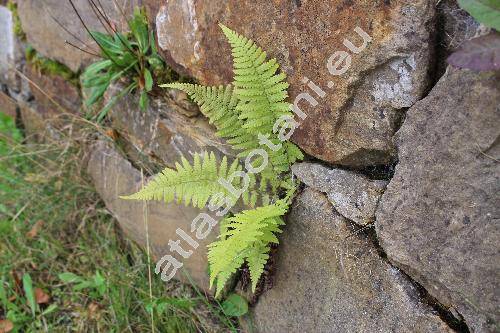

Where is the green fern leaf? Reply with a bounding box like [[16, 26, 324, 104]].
[[220, 24, 290, 135], [246, 243, 270, 292], [133, 26, 306, 293], [220, 24, 303, 173], [121, 151, 248, 208], [160, 83, 260, 153], [208, 200, 288, 296]]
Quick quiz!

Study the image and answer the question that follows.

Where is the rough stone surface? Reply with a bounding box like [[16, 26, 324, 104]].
[[0, 90, 17, 118], [16, 0, 142, 72], [25, 64, 81, 117], [86, 140, 218, 291], [0, 6, 14, 84], [292, 162, 387, 225], [247, 188, 452, 333], [156, 0, 435, 167], [18, 102, 57, 141], [108, 87, 234, 169], [435, 0, 490, 76], [376, 67, 500, 332], [16, 0, 162, 72]]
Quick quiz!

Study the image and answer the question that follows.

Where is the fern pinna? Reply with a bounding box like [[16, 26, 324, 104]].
[[122, 24, 303, 296]]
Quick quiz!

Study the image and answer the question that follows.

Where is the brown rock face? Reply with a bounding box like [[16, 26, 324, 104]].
[[0, 91, 17, 118], [247, 188, 453, 333], [87, 140, 218, 292], [107, 85, 234, 170], [376, 68, 500, 332], [25, 64, 81, 117], [156, 0, 435, 167]]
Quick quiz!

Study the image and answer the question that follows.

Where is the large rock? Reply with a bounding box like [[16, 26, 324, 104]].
[[376, 67, 500, 332], [292, 162, 387, 225], [16, 0, 158, 72], [86, 140, 219, 292], [247, 188, 453, 333], [18, 0, 109, 71], [0, 5, 13, 84], [108, 87, 234, 169], [156, 0, 435, 167]]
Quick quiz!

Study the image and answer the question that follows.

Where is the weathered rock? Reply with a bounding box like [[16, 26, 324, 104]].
[[435, 0, 490, 76], [16, 0, 162, 72], [17, 0, 103, 71], [246, 188, 452, 333], [0, 90, 17, 118], [0, 5, 26, 99], [108, 86, 234, 169], [292, 162, 387, 225], [0, 6, 14, 84], [86, 140, 218, 291], [156, 0, 435, 167], [438, 0, 482, 53], [376, 67, 500, 332], [25, 64, 81, 117], [18, 102, 59, 141]]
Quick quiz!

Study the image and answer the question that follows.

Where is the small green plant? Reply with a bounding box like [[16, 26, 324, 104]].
[[0, 273, 58, 330], [6, 1, 26, 40], [58, 272, 107, 298], [81, 7, 165, 122], [123, 24, 304, 296], [221, 293, 248, 317]]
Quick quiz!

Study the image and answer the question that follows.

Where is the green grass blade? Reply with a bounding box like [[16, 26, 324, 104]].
[[22, 273, 36, 317]]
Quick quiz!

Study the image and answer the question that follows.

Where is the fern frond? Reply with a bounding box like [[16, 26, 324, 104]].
[[144, 27, 305, 293], [161, 83, 261, 153], [208, 200, 288, 296], [246, 243, 270, 292], [121, 151, 256, 208], [220, 24, 303, 173], [220, 24, 290, 136]]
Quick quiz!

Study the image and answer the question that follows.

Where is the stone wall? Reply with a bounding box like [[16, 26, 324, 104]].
[[1, 1, 498, 332]]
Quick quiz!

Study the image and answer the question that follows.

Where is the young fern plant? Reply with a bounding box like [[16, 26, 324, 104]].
[[122, 24, 303, 296], [81, 7, 165, 122]]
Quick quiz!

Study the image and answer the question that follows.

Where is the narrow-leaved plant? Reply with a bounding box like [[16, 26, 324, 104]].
[[81, 7, 165, 122]]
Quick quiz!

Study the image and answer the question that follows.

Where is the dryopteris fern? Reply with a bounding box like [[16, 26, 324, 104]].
[[121, 151, 260, 208], [123, 24, 303, 296], [208, 200, 288, 293]]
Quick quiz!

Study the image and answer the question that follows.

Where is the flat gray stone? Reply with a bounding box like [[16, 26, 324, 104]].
[[17, 0, 126, 71], [292, 162, 387, 225], [376, 67, 500, 332], [0, 6, 14, 84], [247, 188, 453, 333]]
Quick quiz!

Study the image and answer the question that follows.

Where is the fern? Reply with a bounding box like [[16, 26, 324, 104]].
[[123, 25, 304, 296], [220, 25, 303, 170], [160, 83, 260, 153], [208, 200, 287, 296], [161, 26, 303, 191], [121, 151, 259, 208]]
